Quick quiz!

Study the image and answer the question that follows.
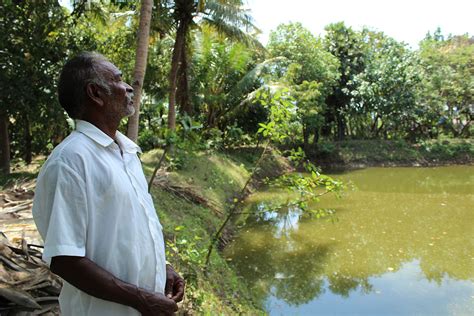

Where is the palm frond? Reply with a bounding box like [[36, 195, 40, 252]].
[[203, 1, 261, 34], [222, 82, 288, 121], [219, 59, 289, 122], [228, 56, 288, 98], [202, 17, 263, 49], [204, 1, 250, 23]]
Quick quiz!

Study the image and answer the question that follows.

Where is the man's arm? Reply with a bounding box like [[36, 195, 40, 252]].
[[51, 256, 178, 316]]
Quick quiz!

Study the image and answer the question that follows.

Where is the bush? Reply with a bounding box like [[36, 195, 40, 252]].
[[138, 129, 163, 152]]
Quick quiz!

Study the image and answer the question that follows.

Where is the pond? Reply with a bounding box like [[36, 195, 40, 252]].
[[224, 166, 474, 315]]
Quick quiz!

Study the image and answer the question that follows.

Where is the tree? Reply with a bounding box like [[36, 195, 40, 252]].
[[165, 0, 260, 132], [267, 23, 339, 149], [350, 31, 422, 139], [127, 0, 153, 142], [418, 33, 474, 137], [323, 22, 366, 140], [292, 79, 327, 149], [0, 1, 70, 172], [191, 25, 255, 128], [68, 1, 145, 139], [267, 23, 339, 86]]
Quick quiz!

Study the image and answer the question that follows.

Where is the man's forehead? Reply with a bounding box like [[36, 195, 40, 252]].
[[97, 60, 121, 76]]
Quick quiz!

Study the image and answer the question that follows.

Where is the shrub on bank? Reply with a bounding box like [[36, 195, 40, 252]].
[[310, 139, 473, 167]]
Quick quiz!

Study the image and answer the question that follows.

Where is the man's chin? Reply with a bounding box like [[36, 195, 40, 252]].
[[124, 106, 136, 118]]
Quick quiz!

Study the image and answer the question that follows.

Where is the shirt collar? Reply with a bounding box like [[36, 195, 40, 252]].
[[115, 130, 142, 154], [75, 120, 142, 154]]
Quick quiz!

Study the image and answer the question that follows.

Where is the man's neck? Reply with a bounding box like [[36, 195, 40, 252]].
[[80, 115, 119, 140]]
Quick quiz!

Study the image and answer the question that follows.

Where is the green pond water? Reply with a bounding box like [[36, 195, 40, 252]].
[[224, 166, 474, 315]]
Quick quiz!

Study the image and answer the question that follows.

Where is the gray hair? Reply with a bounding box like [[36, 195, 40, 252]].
[[58, 52, 112, 119]]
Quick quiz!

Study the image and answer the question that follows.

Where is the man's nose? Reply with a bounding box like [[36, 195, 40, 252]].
[[126, 82, 134, 93]]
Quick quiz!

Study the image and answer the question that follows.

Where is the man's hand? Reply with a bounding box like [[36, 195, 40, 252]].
[[136, 290, 177, 316], [165, 264, 185, 302]]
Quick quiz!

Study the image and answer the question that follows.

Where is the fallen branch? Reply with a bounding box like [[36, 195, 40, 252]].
[[153, 177, 222, 216]]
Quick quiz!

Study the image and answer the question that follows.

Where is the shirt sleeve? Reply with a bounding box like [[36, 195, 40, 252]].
[[32, 161, 88, 265]]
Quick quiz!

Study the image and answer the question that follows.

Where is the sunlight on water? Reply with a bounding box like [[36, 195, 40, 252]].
[[225, 166, 474, 315]]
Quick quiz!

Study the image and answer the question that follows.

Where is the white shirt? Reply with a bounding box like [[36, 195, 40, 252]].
[[32, 120, 167, 316]]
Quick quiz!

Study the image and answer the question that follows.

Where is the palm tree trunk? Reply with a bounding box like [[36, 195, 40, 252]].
[[168, 19, 189, 131], [0, 112, 10, 175], [176, 48, 192, 116], [126, 0, 153, 142]]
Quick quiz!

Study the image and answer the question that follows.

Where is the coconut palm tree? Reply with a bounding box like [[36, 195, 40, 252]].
[[68, 0, 153, 143], [166, 0, 261, 131], [126, 0, 153, 142]]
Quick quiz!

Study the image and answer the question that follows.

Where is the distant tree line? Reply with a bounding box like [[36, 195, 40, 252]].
[[0, 1, 472, 175]]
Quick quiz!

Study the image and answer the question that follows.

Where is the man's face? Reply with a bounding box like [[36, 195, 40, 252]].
[[98, 61, 135, 119]]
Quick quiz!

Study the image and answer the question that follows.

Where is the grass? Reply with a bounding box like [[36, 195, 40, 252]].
[[140, 148, 288, 315]]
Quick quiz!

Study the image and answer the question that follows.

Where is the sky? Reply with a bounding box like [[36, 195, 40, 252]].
[[246, 0, 473, 48]]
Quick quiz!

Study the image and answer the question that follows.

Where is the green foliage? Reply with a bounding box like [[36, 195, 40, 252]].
[[158, 118, 203, 170], [192, 25, 257, 128], [268, 23, 339, 86], [0, 2, 72, 162], [255, 88, 296, 142], [291, 80, 327, 147], [0, 1, 144, 163], [419, 139, 474, 161], [3, 1, 472, 168], [138, 129, 162, 152], [167, 231, 207, 270], [68, 3, 137, 82], [143, 36, 174, 104], [323, 22, 367, 140], [266, 23, 340, 148], [350, 30, 422, 139], [418, 33, 474, 138], [253, 89, 343, 220]]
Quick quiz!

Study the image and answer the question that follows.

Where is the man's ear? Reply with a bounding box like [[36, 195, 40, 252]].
[[85, 83, 105, 107]]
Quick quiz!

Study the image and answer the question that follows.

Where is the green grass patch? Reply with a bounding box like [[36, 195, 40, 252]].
[[141, 149, 271, 314]]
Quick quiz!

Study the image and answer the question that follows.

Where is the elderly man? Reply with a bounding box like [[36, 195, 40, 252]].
[[32, 52, 184, 315]]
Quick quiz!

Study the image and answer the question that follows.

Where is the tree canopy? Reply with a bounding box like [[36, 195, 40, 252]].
[[0, 2, 472, 174]]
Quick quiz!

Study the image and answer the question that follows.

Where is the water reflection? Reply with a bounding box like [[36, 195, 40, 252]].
[[256, 204, 303, 238], [266, 259, 474, 315], [225, 166, 474, 315]]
